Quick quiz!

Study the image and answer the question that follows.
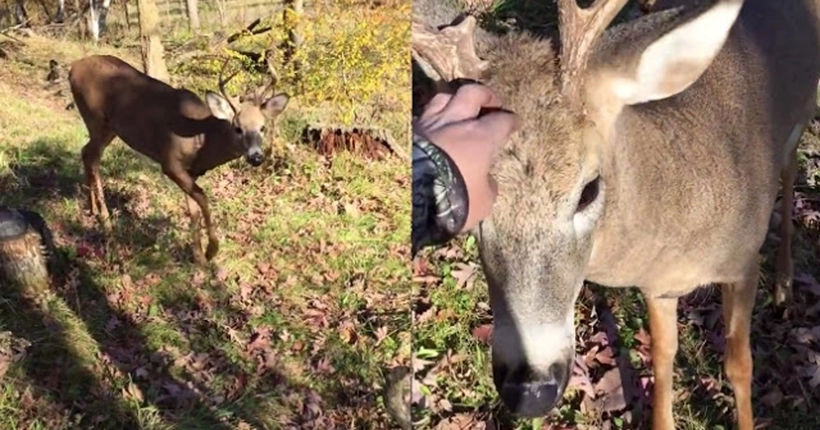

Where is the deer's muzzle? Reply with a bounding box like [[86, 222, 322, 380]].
[[246, 151, 264, 167], [243, 133, 265, 167], [492, 343, 571, 418]]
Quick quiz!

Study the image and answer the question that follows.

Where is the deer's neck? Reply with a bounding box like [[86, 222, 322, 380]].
[[188, 118, 242, 177]]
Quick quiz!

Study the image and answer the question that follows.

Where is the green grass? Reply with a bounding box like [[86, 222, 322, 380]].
[[0, 4, 410, 428], [411, 1, 820, 429]]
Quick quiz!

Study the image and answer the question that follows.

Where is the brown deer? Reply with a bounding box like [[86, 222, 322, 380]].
[[412, 0, 820, 428], [68, 55, 289, 265]]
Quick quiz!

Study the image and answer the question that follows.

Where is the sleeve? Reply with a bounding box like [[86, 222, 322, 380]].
[[411, 132, 470, 257]]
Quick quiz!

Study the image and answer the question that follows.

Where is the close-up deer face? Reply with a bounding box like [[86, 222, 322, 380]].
[[474, 55, 606, 418], [204, 59, 290, 167], [414, 0, 745, 418], [205, 92, 290, 167]]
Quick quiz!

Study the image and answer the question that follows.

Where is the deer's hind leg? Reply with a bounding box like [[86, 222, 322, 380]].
[[74, 93, 116, 232], [80, 129, 115, 232], [721, 261, 759, 430], [776, 90, 817, 306], [775, 149, 797, 306]]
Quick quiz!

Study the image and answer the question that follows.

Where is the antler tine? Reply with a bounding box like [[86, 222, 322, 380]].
[[411, 16, 489, 87], [217, 56, 241, 114], [558, 0, 630, 103], [258, 55, 279, 103]]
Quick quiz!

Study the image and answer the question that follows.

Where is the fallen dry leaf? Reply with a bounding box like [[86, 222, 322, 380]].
[[450, 263, 477, 288], [471, 324, 493, 345], [760, 387, 784, 407], [594, 367, 627, 413], [433, 413, 484, 430]]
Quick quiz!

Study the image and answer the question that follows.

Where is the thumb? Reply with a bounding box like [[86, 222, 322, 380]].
[[473, 110, 520, 147]]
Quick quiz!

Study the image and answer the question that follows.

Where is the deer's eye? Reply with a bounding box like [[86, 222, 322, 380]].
[[260, 126, 266, 134], [234, 127, 242, 135], [576, 176, 600, 213]]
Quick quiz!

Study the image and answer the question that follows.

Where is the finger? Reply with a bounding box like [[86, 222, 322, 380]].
[[438, 84, 502, 123], [420, 92, 453, 120], [471, 110, 520, 147]]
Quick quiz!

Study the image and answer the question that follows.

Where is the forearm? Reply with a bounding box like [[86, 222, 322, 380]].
[[411, 132, 469, 257]]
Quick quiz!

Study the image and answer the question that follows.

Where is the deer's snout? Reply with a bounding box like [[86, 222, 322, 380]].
[[241, 131, 265, 167], [246, 151, 264, 166], [489, 320, 574, 418], [493, 360, 569, 418]]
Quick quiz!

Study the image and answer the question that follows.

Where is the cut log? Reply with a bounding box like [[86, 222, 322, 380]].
[[0, 208, 54, 296], [301, 125, 408, 161]]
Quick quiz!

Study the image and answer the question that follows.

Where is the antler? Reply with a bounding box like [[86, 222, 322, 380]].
[[218, 56, 241, 115], [411, 16, 489, 85], [557, 0, 630, 103], [257, 51, 280, 103]]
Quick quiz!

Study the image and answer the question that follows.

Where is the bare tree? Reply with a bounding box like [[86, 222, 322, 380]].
[[98, 0, 111, 34], [137, 0, 170, 83], [185, 0, 200, 31], [13, 0, 28, 25], [86, 0, 111, 42], [282, 0, 303, 83], [56, 0, 65, 22], [87, 0, 99, 41]]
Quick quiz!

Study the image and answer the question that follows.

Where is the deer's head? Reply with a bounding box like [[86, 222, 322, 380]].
[[205, 58, 289, 167], [414, 0, 744, 417]]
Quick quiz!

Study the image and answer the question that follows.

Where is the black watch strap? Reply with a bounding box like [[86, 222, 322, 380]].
[[411, 132, 469, 257]]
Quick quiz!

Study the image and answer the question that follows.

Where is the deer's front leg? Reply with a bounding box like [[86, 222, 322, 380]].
[[645, 294, 679, 430], [721, 268, 757, 430], [164, 167, 217, 265], [185, 194, 206, 266]]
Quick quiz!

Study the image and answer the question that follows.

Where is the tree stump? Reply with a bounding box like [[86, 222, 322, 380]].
[[0, 208, 54, 297]]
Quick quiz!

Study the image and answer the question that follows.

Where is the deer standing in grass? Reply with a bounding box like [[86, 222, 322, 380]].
[[68, 55, 289, 265], [413, 0, 820, 428]]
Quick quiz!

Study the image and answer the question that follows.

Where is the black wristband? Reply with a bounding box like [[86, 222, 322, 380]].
[[411, 132, 470, 257]]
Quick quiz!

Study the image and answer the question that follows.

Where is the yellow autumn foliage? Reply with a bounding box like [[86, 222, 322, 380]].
[[173, 0, 409, 127]]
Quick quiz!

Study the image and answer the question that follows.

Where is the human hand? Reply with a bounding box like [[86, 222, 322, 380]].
[[414, 83, 519, 232]]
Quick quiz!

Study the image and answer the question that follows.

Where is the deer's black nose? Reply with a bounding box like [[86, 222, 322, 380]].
[[493, 361, 568, 418], [246, 152, 264, 166]]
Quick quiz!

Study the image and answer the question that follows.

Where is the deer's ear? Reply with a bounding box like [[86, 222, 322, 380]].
[[608, 0, 743, 106], [261, 93, 289, 118], [205, 91, 235, 121]]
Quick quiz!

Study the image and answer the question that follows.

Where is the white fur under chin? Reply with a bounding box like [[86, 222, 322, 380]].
[[492, 306, 576, 376]]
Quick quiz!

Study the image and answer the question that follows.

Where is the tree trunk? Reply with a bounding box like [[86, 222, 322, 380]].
[[185, 0, 200, 32], [137, 0, 170, 83], [56, 0, 65, 22], [0, 209, 54, 297], [13, 0, 28, 25], [87, 0, 99, 42], [75, 0, 85, 39], [98, 0, 111, 35], [282, 0, 304, 85]]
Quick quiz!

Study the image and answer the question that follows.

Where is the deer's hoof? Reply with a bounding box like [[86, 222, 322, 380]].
[[193, 251, 208, 266], [205, 241, 219, 261], [99, 218, 113, 234], [774, 275, 794, 307]]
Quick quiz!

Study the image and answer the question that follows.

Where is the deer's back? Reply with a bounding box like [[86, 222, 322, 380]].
[[68, 55, 215, 163], [587, 0, 820, 292]]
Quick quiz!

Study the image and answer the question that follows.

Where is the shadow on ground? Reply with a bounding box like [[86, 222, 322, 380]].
[[0, 137, 305, 429]]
